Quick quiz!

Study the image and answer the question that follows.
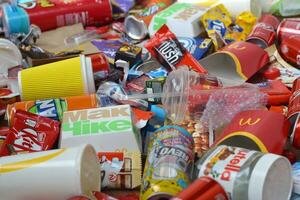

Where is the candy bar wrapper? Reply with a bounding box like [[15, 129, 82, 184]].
[[92, 39, 123, 64], [178, 37, 213, 61], [111, 0, 135, 13], [115, 44, 142, 67], [0, 110, 60, 156], [144, 24, 207, 74], [99, 151, 142, 189]]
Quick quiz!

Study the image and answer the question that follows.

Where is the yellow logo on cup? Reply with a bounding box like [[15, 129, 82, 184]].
[[0, 149, 65, 174]]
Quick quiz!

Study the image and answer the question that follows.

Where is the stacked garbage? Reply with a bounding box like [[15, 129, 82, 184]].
[[1, 0, 300, 200]]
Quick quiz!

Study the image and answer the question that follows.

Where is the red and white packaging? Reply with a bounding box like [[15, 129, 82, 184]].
[[277, 18, 300, 44], [18, 0, 113, 32], [280, 35, 300, 67], [246, 14, 280, 48], [0, 110, 60, 156]]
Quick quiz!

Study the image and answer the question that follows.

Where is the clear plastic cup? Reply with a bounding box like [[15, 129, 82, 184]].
[[127, 67, 267, 127]]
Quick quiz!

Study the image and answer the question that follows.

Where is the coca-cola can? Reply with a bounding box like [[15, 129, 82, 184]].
[[277, 18, 300, 44], [288, 78, 300, 149], [246, 14, 279, 48], [280, 35, 300, 67]]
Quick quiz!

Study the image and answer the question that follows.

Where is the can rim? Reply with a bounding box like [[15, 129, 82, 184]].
[[248, 154, 292, 200]]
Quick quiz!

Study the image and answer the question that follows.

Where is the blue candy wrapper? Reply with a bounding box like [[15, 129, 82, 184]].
[[112, 0, 135, 13], [178, 37, 213, 61]]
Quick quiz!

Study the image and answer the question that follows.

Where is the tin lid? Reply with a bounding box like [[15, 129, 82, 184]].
[[248, 154, 293, 200], [124, 15, 148, 40]]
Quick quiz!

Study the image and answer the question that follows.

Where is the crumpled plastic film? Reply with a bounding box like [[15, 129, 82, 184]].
[[200, 86, 268, 130]]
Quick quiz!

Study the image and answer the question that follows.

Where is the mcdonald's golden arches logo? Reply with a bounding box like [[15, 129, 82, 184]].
[[239, 118, 261, 126], [228, 43, 246, 51]]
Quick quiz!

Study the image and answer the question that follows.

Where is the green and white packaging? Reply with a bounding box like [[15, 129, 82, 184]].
[[59, 105, 141, 153]]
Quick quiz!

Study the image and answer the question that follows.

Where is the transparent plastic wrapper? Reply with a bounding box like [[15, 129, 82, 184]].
[[64, 30, 98, 48], [163, 67, 267, 126], [200, 86, 268, 130]]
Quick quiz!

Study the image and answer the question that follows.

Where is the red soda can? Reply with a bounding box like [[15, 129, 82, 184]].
[[172, 176, 228, 200], [246, 14, 279, 48], [287, 77, 300, 120], [288, 78, 300, 149], [277, 18, 300, 44], [280, 35, 300, 67], [2, 0, 113, 34]]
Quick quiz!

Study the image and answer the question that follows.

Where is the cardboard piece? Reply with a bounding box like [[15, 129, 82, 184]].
[[215, 110, 290, 154], [60, 105, 142, 189], [199, 41, 269, 86], [60, 105, 141, 153], [36, 23, 99, 55]]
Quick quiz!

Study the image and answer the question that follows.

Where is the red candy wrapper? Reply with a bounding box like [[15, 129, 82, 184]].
[[0, 110, 60, 156], [144, 25, 207, 74]]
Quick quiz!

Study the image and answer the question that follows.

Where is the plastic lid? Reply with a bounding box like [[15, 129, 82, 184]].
[[2, 3, 30, 35], [248, 154, 293, 200], [124, 15, 148, 40]]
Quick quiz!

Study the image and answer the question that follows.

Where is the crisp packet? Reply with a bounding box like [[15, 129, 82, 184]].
[[144, 24, 207, 74], [0, 110, 60, 156], [98, 151, 142, 189]]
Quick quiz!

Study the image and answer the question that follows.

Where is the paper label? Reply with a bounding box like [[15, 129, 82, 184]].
[[198, 146, 255, 199]]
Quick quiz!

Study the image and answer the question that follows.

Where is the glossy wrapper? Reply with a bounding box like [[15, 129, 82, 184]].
[[0, 110, 60, 156], [144, 24, 207, 73]]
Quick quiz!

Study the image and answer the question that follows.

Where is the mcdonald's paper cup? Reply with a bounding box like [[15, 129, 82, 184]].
[[18, 55, 95, 101], [0, 144, 101, 200]]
